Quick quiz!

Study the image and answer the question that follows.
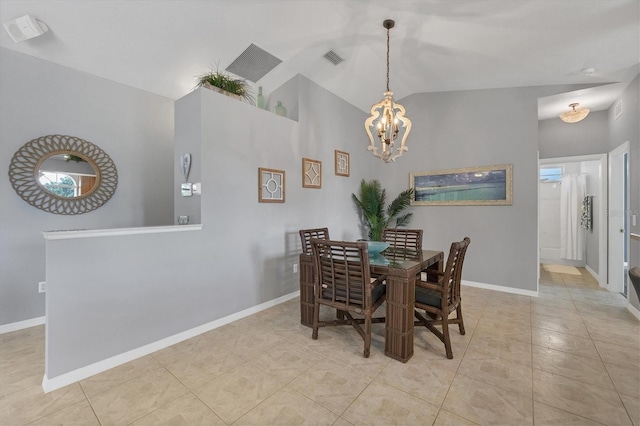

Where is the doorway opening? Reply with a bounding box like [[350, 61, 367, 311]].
[[539, 154, 608, 287]]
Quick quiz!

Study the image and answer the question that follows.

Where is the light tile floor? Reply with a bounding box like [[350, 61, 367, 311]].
[[1, 267, 639, 425]]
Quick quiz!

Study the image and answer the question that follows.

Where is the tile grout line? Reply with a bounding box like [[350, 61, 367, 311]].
[[78, 381, 103, 426]]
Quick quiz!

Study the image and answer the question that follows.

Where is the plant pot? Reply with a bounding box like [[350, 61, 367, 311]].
[[202, 83, 242, 101]]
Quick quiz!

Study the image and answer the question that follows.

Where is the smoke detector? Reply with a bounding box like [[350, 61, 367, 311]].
[[4, 15, 49, 43]]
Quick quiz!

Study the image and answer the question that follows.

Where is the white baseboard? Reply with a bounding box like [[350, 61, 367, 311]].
[[42, 290, 299, 393], [0, 316, 45, 335], [462, 280, 539, 298], [627, 302, 640, 321], [584, 265, 601, 284]]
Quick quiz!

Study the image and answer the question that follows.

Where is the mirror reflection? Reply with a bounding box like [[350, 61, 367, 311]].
[[38, 154, 98, 198]]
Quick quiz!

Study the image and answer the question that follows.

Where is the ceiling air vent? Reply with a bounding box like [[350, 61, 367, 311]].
[[323, 50, 343, 65], [225, 43, 282, 83]]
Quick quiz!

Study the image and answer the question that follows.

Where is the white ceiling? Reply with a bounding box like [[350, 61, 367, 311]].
[[1, 0, 638, 120]]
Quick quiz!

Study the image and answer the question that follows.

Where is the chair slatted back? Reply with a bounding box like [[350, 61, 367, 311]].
[[441, 237, 470, 308], [381, 228, 423, 256], [299, 228, 329, 255], [311, 239, 372, 310]]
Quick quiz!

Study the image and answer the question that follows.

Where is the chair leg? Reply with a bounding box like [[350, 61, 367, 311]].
[[311, 302, 320, 340], [363, 314, 371, 358], [441, 317, 453, 359], [457, 304, 466, 335]]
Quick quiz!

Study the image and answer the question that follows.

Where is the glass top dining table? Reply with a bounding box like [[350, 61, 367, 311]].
[[297, 247, 444, 363]]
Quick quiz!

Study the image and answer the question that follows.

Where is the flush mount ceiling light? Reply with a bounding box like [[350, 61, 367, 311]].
[[364, 19, 411, 163], [559, 103, 590, 124]]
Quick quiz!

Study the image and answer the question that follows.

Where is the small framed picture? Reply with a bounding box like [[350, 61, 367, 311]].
[[335, 150, 349, 177], [302, 158, 322, 189], [258, 167, 285, 203]]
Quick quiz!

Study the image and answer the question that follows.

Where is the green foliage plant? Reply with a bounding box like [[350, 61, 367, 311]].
[[352, 179, 414, 241], [195, 67, 254, 103]]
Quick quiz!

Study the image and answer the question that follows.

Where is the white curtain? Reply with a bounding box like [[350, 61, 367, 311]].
[[560, 174, 586, 260]]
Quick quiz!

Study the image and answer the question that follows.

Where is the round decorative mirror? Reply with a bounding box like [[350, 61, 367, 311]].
[[9, 135, 118, 215]]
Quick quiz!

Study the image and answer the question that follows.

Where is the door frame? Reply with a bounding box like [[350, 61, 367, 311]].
[[539, 154, 608, 287], [608, 141, 630, 295]]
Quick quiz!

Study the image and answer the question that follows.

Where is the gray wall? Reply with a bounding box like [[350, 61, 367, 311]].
[[538, 111, 609, 159], [373, 87, 540, 292], [0, 48, 175, 326], [174, 91, 202, 225], [45, 77, 372, 379], [608, 74, 640, 309]]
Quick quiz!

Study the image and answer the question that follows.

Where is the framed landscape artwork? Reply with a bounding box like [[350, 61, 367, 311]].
[[258, 167, 285, 203], [302, 158, 322, 188], [410, 164, 512, 206]]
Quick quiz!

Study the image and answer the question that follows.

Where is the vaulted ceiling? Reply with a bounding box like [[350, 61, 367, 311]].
[[1, 0, 638, 120]]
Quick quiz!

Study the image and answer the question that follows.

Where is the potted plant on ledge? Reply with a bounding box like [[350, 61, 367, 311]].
[[352, 179, 414, 241], [195, 67, 254, 103]]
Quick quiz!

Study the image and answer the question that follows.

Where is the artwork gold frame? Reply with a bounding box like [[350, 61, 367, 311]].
[[334, 150, 350, 177], [410, 164, 512, 206], [302, 158, 322, 189], [258, 167, 285, 203]]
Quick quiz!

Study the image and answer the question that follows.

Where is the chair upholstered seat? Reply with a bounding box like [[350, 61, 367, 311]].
[[415, 286, 441, 307], [322, 282, 386, 305]]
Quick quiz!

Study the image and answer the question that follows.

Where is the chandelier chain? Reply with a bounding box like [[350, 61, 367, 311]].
[[386, 27, 390, 92]]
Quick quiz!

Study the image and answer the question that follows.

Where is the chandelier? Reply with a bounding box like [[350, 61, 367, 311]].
[[364, 19, 412, 163], [559, 103, 590, 123]]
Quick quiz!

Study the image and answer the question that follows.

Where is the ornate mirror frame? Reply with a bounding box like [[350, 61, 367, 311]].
[[9, 135, 118, 215]]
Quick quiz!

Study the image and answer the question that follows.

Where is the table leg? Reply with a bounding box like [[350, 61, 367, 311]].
[[385, 275, 414, 362]]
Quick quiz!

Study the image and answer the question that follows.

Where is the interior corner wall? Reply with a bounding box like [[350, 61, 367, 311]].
[[0, 48, 175, 326], [174, 90, 202, 224], [608, 73, 640, 309], [538, 111, 609, 159], [170, 78, 371, 317], [371, 85, 594, 293]]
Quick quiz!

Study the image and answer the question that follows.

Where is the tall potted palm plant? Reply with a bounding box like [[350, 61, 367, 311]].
[[352, 179, 414, 241]]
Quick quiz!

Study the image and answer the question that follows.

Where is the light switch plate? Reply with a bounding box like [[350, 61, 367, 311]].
[[192, 182, 202, 195], [181, 183, 192, 196]]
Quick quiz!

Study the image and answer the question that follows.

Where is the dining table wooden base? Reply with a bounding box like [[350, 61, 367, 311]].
[[299, 248, 444, 362], [373, 249, 444, 363]]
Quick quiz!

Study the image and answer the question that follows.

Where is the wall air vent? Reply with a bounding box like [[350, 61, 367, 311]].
[[614, 100, 623, 120], [225, 43, 282, 83], [323, 50, 343, 65]]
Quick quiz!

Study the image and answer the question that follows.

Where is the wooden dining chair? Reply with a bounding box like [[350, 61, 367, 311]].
[[381, 228, 423, 256], [298, 228, 330, 326], [414, 237, 470, 359], [310, 239, 386, 357], [299, 227, 330, 254]]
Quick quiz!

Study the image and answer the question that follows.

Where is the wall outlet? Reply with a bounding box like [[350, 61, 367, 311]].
[[293, 263, 298, 274], [38, 281, 46, 293]]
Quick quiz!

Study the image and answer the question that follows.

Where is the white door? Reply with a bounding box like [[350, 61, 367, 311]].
[[608, 142, 629, 294]]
